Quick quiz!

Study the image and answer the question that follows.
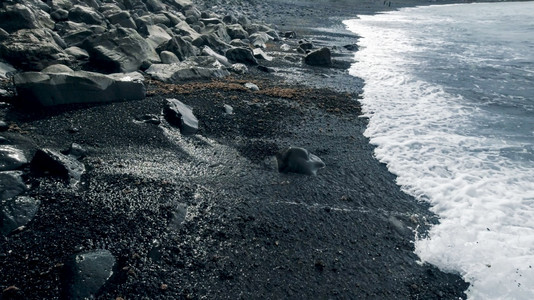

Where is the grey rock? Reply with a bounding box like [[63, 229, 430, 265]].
[[164, 98, 198, 135], [0, 196, 40, 236], [0, 121, 8, 131], [0, 171, 27, 201], [280, 44, 292, 51], [163, 11, 184, 26], [0, 146, 28, 171], [0, 29, 72, 71], [62, 250, 116, 300], [192, 34, 231, 54], [225, 47, 258, 65], [0, 3, 54, 33], [68, 5, 104, 25], [229, 63, 248, 74], [63, 143, 87, 160], [49, 0, 74, 10], [173, 21, 201, 40], [167, 0, 193, 11], [158, 35, 199, 61], [200, 18, 222, 25], [244, 82, 259, 91], [276, 147, 326, 176], [146, 61, 229, 82], [299, 41, 314, 51], [82, 27, 160, 73], [64, 46, 90, 60], [223, 104, 233, 115], [253, 48, 273, 61], [184, 7, 201, 19], [30, 149, 85, 183], [229, 39, 249, 48], [50, 8, 69, 21], [136, 114, 161, 125], [222, 15, 238, 25], [202, 46, 231, 67], [14, 70, 146, 106], [41, 64, 74, 73], [0, 62, 16, 80], [106, 11, 137, 29], [249, 32, 271, 48], [257, 65, 275, 73], [304, 47, 332, 67], [168, 203, 188, 228], [146, 0, 166, 12], [226, 24, 249, 40], [202, 24, 231, 43], [160, 51, 180, 64], [146, 25, 172, 49], [284, 31, 297, 38]]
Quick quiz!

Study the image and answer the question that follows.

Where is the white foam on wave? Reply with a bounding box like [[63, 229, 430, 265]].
[[344, 3, 534, 299]]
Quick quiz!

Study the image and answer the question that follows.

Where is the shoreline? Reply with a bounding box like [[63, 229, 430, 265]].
[[0, 0, 472, 298]]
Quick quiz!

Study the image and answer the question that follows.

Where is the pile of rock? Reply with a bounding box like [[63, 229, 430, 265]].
[[0, 0, 281, 105]]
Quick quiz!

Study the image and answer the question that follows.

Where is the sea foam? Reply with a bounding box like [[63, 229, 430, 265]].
[[345, 2, 534, 299]]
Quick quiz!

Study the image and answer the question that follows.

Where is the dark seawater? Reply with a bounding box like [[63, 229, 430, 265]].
[[345, 2, 534, 299]]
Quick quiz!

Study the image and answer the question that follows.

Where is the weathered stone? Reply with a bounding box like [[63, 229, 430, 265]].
[[146, 0, 166, 12], [0, 3, 54, 33], [68, 5, 104, 25], [0, 171, 27, 201], [276, 147, 325, 176], [14, 70, 146, 106], [202, 46, 231, 67], [136, 114, 161, 125], [284, 31, 297, 39], [280, 44, 292, 51], [163, 11, 184, 26], [304, 47, 332, 67], [158, 35, 199, 61], [0, 196, 40, 236], [31, 149, 85, 183], [146, 25, 172, 49], [82, 27, 160, 73], [223, 104, 233, 115], [167, 0, 193, 11], [106, 11, 137, 29], [0, 62, 16, 80], [50, 8, 69, 21], [253, 48, 273, 61], [192, 34, 231, 54], [244, 82, 259, 91], [299, 41, 314, 51], [222, 15, 238, 25], [0, 146, 28, 171], [160, 51, 180, 64], [229, 39, 249, 48], [173, 21, 201, 40], [225, 47, 258, 65], [64, 46, 90, 60], [249, 32, 271, 48], [202, 24, 231, 43], [63, 143, 87, 160], [146, 61, 229, 82], [41, 64, 74, 73], [62, 250, 116, 300], [164, 98, 198, 135], [226, 24, 249, 40], [229, 63, 247, 74], [200, 18, 222, 25], [0, 29, 72, 71], [257, 65, 275, 73]]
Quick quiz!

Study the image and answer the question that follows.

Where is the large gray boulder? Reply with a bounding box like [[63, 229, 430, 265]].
[[68, 5, 104, 25], [0, 145, 28, 171], [276, 147, 326, 176], [158, 35, 198, 61], [0, 3, 54, 33], [226, 24, 249, 40], [146, 25, 172, 49], [225, 47, 258, 65], [146, 60, 229, 82], [0, 171, 27, 201], [62, 250, 116, 300], [1, 196, 40, 236], [173, 21, 201, 40], [30, 149, 85, 183], [0, 29, 72, 71], [202, 46, 231, 67], [192, 34, 231, 55], [164, 98, 198, 135], [304, 47, 332, 67], [14, 67, 146, 106], [201, 24, 231, 43], [82, 27, 160, 73]]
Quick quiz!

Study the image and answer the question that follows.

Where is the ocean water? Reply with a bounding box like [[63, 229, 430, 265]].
[[344, 2, 534, 299]]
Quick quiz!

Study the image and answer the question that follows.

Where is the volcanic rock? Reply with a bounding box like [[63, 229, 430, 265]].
[[276, 147, 326, 176], [304, 47, 332, 67], [14, 69, 146, 106], [30, 149, 85, 183], [61, 250, 116, 300], [164, 98, 199, 135], [0, 196, 40, 236]]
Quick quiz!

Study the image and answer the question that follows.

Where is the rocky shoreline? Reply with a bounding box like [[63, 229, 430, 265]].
[[1, 0, 469, 299]]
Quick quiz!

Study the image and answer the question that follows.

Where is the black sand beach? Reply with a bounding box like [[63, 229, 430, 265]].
[[1, 0, 469, 299]]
